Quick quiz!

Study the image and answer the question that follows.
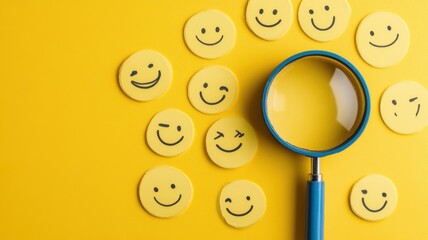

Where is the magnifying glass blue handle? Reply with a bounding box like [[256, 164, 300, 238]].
[[307, 181, 325, 240]]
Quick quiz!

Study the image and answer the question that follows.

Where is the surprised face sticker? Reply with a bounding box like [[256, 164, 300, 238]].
[[206, 117, 257, 169], [188, 66, 238, 114], [246, 0, 294, 40], [184, 9, 236, 59], [298, 0, 351, 42]]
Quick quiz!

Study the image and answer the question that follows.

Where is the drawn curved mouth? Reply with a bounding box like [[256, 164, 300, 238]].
[[255, 17, 282, 28], [216, 143, 242, 153], [199, 92, 226, 105], [131, 70, 161, 89], [156, 130, 184, 146], [226, 205, 254, 217], [369, 34, 399, 48], [311, 16, 336, 31], [362, 198, 388, 212], [195, 35, 224, 46], [154, 194, 182, 207]]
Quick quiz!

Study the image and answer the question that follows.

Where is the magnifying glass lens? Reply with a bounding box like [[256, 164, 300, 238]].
[[266, 56, 366, 152]]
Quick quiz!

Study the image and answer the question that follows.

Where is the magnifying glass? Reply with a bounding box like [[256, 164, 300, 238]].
[[262, 50, 370, 240]]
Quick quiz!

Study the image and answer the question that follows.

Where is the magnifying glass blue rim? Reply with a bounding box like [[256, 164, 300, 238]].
[[262, 50, 371, 158]]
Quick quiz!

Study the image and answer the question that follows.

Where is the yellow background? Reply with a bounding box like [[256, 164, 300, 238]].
[[1, 0, 427, 239]]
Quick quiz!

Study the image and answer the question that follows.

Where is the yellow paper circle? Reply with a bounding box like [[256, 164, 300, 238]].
[[188, 66, 238, 114], [184, 9, 236, 59], [119, 50, 172, 101], [146, 109, 194, 157]]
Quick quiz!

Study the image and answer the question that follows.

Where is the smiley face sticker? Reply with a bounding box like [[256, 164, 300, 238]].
[[350, 174, 398, 221], [139, 166, 193, 218], [298, 0, 351, 42], [184, 9, 236, 59], [188, 66, 238, 114], [356, 12, 410, 68], [146, 109, 194, 157], [119, 50, 172, 101], [380, 81, 428, 134], [206, 117, 257, 169], [219, 180, 266, 228], [246, 0, 294, 40]]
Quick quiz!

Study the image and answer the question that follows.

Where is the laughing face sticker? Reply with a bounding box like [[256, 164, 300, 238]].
[[380, 81, 428, 134], [298, 0, 351, 42], [119, 50, 172, 101], [146, 109, 194, 157], [245, 0, 294, 40], [206, 117, 257, 169], [356, 12, 410, 68], [184, 9, 236, 59], [219, 180, 266, 228], [350, 174, 398, 221], [139, 166, 193, 218], [188, 66, 238, 114]]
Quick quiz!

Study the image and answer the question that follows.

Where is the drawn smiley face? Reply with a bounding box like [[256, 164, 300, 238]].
[[119, 50, 172, 101], [245, 0, 293, 40], [146, 109, 194, 157], [350, 174, 398, 221], [356, 12, 410, 68], [380, 81, 428, 134], [206, 117, 257, 169], [298, 0, 351, 42], [219, 180, 266, 228], [139, 166, 193, 218], [184, 9, 236, 59], [188, 66, 238, 114]]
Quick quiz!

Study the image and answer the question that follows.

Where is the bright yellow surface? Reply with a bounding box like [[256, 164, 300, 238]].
[[1, 0, 428, 239]]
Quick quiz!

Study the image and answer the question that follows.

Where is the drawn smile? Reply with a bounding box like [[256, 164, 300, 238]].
[[156, 130, 184, 146], [195, 35, 224, 46], [226, 205, 254, 217], [216, 143, 242, 153], [362, 198, 388, 212], [131, 70, 161, 89], [199, 92, 226, 105], [311, 16, 336, 31], [255, 17, 282, 28], [369, 34, 400, 48], [154, 194, 182, 207]]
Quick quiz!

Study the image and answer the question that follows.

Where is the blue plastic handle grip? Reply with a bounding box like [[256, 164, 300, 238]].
[[306, 181, 325, 240]]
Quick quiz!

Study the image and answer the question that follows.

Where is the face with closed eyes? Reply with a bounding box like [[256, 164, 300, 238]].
[[206, 117, 257, 168], [146, 109, 194, 157], [245, 0, 294, 40], [188, 66, 238, 114], [356, 12, 410, 68], [119, 50, 172, 101], [184, 9, 236, 59], [298, 0, 351, 42], [139, 166, 193, 218], [219, 180, 266, 228], [380, 81, 428, 134]]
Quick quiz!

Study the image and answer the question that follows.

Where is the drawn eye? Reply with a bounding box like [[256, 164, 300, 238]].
[[130, 70, 138, 77], [225, 198, 232, 203], [361, 189, 368, 194], [214, 131, 224, 140], [234, 130, 245, 138], [409, 97, 418, 102], [159, 123, 170, 128]]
